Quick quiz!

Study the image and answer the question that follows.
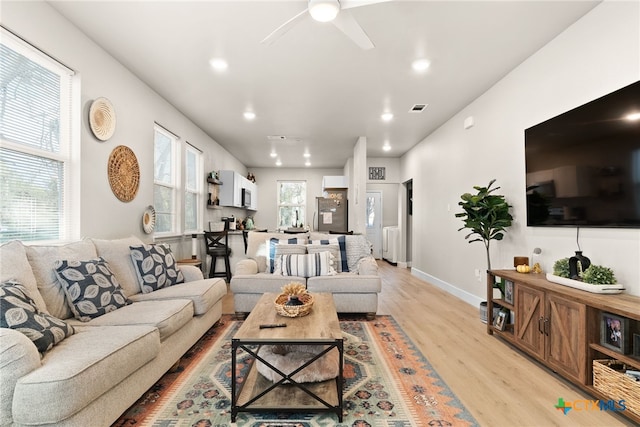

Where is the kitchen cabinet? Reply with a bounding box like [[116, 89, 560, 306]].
[[218, 170, 258, 210]]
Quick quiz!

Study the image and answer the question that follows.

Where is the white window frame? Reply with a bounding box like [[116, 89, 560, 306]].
[[277, 180, 306, 230], [0, 28, 80, 243], [184, 142, 203, 233], [153, 124, 180, 237]]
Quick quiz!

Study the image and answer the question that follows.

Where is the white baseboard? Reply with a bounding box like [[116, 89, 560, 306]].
[[410, 267, 484, 308], [397, 261, 408, 269]]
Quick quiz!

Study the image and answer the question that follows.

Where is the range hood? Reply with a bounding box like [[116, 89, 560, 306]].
[[322, 176, 348, 190]]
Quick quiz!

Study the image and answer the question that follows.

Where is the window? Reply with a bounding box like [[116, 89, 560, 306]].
[[153, 125, 202, 236], [0, 28, 79, 243], [154, 125, 179, 234], [277, 181, 306, 229], [184, 143, 202, 232]]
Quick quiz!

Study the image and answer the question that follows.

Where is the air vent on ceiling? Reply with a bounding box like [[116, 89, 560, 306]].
[[267, 135, 287, 141], [409, 104, 428, 113]]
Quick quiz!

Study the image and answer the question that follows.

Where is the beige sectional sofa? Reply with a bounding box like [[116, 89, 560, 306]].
[[231, 231, 381, 319], [0, 236, 227, 427]]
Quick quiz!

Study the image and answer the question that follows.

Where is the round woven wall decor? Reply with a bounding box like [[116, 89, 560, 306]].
[[89, 97, 116, 141], [108, 145, 140, 202]]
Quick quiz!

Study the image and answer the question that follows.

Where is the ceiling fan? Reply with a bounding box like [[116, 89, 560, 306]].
[[261, 0, 392, 50]]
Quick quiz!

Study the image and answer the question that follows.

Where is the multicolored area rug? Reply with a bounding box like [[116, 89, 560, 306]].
[[113, 315, 478, 427]]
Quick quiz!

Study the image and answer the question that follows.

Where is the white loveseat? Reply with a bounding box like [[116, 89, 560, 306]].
[[0, 236, 227, 427], [230, 231, 381, 319]]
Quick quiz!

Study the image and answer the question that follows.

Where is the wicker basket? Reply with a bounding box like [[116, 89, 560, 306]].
[[593, 359, 640, 417], [274, 293, 314, 318]]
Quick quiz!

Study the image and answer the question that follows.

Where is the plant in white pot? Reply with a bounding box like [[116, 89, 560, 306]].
[[456, 179, 513, 321]]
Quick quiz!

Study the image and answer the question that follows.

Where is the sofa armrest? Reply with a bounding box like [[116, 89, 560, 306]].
[[0, 329, 42, 425], [357, 256, 379, 276], [179, 264, 204, 282], [235, 259, 258, 275]]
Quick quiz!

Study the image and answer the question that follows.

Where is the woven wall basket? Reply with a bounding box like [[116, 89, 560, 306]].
[[108, 145, 140, 202]]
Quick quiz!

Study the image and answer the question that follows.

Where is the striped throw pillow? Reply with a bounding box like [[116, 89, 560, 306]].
[[267, 238, 307, 273], [276, 252, 336, 278]]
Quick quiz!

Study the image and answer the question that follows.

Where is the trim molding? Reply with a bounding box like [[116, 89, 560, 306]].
[[411, 267, 484, 308]]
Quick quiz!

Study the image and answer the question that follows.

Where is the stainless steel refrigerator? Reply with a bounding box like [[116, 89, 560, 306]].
[[316, 194, 348, 233]]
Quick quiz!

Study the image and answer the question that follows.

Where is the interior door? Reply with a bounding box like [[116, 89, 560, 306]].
[[365, 191, 382, 259]]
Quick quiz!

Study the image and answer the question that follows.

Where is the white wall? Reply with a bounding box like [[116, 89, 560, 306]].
[[367, 157, 402, 227], [400, 1, 640, 300], [349, 137, 368, 234], [247, 167, 343, 230], [3, 1, 246, 260]]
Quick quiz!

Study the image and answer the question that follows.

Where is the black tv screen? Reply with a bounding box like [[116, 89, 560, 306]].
[[525, 80, 640, 228]]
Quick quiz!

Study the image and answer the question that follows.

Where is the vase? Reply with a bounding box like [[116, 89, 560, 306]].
[[285, 295, 304, 306], [569, 251, 591, 279]]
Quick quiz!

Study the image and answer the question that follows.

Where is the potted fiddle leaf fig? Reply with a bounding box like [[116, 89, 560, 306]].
[[456, 179, 513, 323], [456, 179, 513, 272]]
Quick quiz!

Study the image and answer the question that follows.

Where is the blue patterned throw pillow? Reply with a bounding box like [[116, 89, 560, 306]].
[[309, 235, 348, 272], [54, 257, 130, 322], [130, 243, 184, 293], [0, 281, 75, 353]]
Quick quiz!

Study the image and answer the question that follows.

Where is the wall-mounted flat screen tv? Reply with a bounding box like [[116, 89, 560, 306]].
[[525, 80, 640, 228]]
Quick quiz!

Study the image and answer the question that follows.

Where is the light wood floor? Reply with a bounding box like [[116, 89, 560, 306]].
[[221, 262, 635, 426]]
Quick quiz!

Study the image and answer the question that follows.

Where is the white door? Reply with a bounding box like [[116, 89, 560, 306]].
[[365, 191, 383, 259]]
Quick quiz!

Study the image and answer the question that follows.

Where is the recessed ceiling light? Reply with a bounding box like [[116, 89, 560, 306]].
[[412, 59, 431, 72], [270, 151, 277, 158], [275, 159, 282, 166], [305, 160, 311, 167], [383, 143, 391, 152], [209, 58, 228, 71], [303, 152, 311, 158], [243, 111, 256, 120], [626, 112, 640, 121], [381, 112, 394, 121]]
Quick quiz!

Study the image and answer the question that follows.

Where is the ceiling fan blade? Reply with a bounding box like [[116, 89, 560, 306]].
[[260, 8, 308, 45], [331, 10, 375, 50], [340, 0, 393, 10]]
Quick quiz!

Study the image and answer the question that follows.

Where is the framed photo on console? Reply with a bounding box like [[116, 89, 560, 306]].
[[600, 312, 630, 354], [493, 310, 508, 332], [504, 280, 514, 305]]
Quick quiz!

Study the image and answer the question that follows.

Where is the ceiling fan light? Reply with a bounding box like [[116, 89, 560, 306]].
[[309, 0, 340, 22]]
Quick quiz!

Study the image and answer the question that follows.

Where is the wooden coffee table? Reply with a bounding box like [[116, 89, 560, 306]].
[[231, 292, 344, 422]]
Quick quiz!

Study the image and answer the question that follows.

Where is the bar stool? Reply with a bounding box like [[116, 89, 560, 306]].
[[204, 230, 231, 282]]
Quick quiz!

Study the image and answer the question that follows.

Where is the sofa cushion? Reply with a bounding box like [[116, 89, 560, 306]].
[[12, 325, 159, 425], [307, 274, 382, 293], [0, 282, 75, 353], [309, 235, 348, 272], [26, 240, 98, 320], [92, 236, 145, 297], [65, 299, 193, 341], [275, 252, 336, 278], [231, 273, 307, 294], [53, 258, 130, 322], [267, 238, 307, 273], [0, 240, 48, 313], [130, 243, 185, 293], [128, 278, 226, 315]]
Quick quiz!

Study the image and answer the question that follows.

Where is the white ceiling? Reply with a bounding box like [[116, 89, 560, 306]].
[[48, 0, 600, 169]]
